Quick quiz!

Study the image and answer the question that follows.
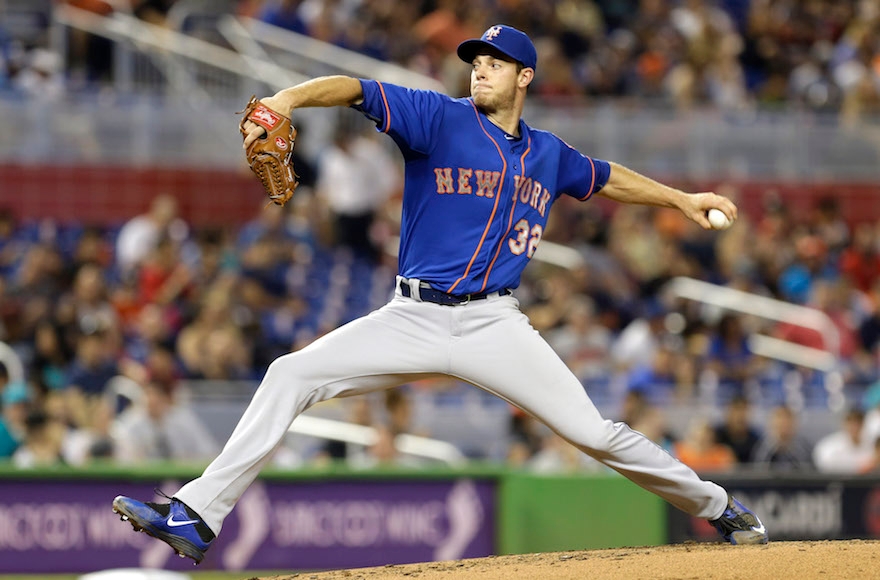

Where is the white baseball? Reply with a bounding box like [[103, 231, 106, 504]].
[[707, 208, 732, 230]]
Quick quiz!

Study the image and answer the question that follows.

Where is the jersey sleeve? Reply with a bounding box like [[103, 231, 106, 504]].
[[351, 79, 445, 156], [556, 141, 611, 201]]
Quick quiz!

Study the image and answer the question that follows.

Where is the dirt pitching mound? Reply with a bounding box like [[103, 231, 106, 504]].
[[254, 540, 880, 580]]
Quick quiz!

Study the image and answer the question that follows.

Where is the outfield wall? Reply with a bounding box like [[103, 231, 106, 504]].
[[0, 465, 662, 574], [2, 465, 878, 574], [3, 164, 880, 227]]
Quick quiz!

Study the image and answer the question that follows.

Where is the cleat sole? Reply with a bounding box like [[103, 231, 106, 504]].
[[112, 497, 206, 564], [731, 530, 769, 545]]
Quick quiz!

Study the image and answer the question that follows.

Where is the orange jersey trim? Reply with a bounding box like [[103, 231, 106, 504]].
[[578, 155, 596, 201], [447, 102, 508, 294], [480, 136, 532, 292], [376, 81, 392, 133]]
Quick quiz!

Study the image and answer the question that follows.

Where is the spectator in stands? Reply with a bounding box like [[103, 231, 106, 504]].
[[618, 389, 650, 426], [176, 286, 251, 380], [812, 197, 850, 257], [28, 319, 71, 394], [346, 390, 428, 469], [188, 227, 239, 292], [777, 234, 835, 305], [310, 396, 373, 465], [526, 270, 582, 333], [123, 303, 175, 365], [626, 339, 697, 404], [384, 388, 414, 437], [45, 388, 113, 466], [840, 221, 880, 294], [0, 378, 29, 459], [348, 424, 404, 469], [238, 233, 293, 304], [11, 243, 65, 305], [610, 298, 668, 377], [507, 409, 544, 467], [64, 1, 116, 83], [812, 408, 874, 474], [119, 303, 178, 385], [113, 380, 218, 464], [0, 24, 14, 90], [544, 294, 613, 384], [858, 277, 880, 357], [12, 407, 65, 468], [65, 330, 120, 397], [13, 48, 64, 101], [136, 235, 195, 310], [0, 208, 25, 278], [859, 437, 880, 474], [258, 0, 309, 35], [703, 313, 762, 401], [237, 201, 314, 256], [630, 405, 677, 454], [751, 406, 814, 471], [713, 395, 762, 465], [64, 329, 120, 430], [750, 194, 795, 295], [527, 432, 602, 473], [775, 278, 861, 363], [132, 0, 179, 27], [674, 416, 737, 473], [116, 193, 188, 281], [315, 122, 401, 261], [62, 262, 121, 342]]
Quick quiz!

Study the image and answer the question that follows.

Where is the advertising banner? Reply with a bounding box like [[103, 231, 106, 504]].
[[668, 478, 880, 543], [0, 477, 495, 574]]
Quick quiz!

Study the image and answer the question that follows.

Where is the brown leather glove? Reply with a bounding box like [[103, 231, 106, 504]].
[[239, 95, 299, 206]]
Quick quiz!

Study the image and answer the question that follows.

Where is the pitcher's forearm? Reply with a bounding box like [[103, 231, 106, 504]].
[[270, 76, 364, 113], [597, 162, 687, 210]]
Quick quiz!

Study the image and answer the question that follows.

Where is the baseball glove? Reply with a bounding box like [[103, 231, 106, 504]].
[[239, 95, 299, 206]]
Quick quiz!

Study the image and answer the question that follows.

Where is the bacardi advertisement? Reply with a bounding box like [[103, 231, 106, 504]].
[[0, 478, 495, 573], [668, 477, 880, 543]]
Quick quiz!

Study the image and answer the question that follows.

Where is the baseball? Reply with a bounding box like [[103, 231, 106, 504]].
[[707, 208, 732, 230]]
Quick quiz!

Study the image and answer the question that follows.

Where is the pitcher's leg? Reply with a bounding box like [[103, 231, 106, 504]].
[[452, 299, 727, 519], [176, 301, 446, 533]]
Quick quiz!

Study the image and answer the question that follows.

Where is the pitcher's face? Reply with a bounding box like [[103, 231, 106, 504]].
[[469, 53, 521, 113]]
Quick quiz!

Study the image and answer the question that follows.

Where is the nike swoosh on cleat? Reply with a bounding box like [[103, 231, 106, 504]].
[[752, 523, 766, 534], [167, 515, 200, 527]]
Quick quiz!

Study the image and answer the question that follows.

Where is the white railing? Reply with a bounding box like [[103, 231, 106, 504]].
[[663, 277, 841, 360], [51, 4, 443, 98], [663, 276, 846, 410], [106, 377, 467, 466], [0, 341, 24, 384], [227, 16, 445, 93], [289, 415, 467, 467], [52, 3, 305, 96]]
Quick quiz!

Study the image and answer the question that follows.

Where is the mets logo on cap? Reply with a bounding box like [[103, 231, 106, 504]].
[[484, 26, 502, 40]]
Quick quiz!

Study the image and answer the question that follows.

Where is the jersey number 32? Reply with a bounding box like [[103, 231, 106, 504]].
[[509, 218, 543, 259]]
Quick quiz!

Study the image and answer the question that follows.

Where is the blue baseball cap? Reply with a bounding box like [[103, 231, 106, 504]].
[[457, 25, 537, 71]]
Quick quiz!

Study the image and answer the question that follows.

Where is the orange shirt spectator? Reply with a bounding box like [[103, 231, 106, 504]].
[[674, 418, 737, 472]]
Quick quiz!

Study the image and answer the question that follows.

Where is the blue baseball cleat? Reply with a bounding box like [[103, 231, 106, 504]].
[[112, 494, 215, 563], [710, 494, 769, 545]]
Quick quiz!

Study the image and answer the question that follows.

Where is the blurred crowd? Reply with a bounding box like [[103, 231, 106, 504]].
[[2, 131, 880, 474], [2, 0, 880, 119], [3, 0, 880, 476]]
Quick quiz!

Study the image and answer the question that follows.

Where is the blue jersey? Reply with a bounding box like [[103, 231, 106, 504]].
[[353, 80, 611, 295]]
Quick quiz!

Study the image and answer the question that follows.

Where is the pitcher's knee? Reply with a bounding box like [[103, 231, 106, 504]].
[[562, 419, 618, 456], [263, 352, 315, 393]]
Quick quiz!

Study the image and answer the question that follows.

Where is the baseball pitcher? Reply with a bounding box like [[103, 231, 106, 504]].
[[113, 24, 767, 564]]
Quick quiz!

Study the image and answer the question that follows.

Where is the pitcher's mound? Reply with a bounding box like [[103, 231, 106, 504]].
[[254, 540, 880, 580]]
